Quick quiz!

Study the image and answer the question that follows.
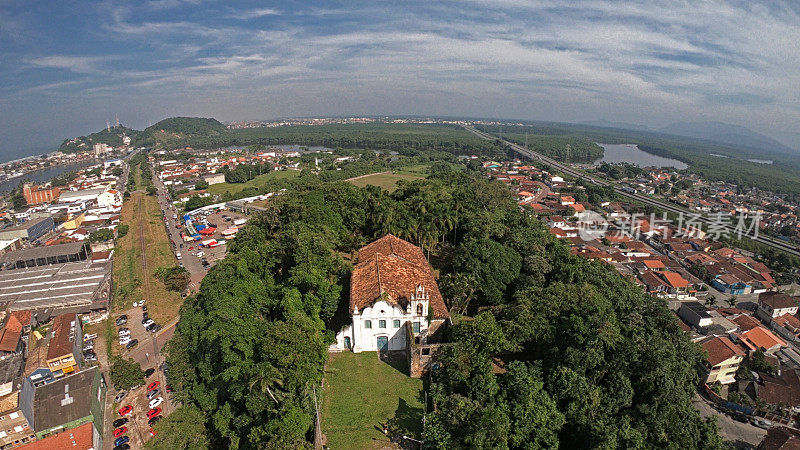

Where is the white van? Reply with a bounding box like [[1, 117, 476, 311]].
[[176, 252, 182, 260]]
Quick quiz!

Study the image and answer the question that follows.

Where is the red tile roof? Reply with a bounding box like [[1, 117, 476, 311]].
[[19, 422, 93, 450], [760, 292, 799, 310], [731, 314, 762, 331], [350, 235, 448, 319], [775, 313, 800, 331], [46, 314, 76, 360], [661, 271, 689, 288], [10, 310, 31, 327], [0, 315, 22, 353], [702, 336, 745, 366], [742, 326, 786, 351]]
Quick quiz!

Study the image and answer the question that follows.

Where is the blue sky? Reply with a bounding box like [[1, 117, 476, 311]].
[[1, 0, 799, 153]]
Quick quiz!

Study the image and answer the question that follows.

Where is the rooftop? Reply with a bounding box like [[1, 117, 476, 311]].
[[0, 242, 87, 266], [760, 292, 798, 310], [702, 335, 745, 366], [350, 235, 448, 319], [46, 314, 76, 360], [741, 326, 786, 351], [30, 368, 96, 432], [19, 422, 93, 450]]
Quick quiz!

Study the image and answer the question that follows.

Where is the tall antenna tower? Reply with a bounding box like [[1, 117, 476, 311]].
[[106, 120, 110, 132]]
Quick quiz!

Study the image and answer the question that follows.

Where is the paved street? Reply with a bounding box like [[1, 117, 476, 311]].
[[692, 394, 766, 449]]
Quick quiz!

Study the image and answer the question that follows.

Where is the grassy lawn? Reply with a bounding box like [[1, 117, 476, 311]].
[[322, 352, 424, 449], [206, 169, 300, 196], [347, 172, 423, 192], [112, 191, 183, 326]]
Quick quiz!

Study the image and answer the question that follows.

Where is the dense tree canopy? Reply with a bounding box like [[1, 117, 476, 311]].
[[165, 168, 722, 448]]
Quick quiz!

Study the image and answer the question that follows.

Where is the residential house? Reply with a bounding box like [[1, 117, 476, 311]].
[[0, 391, 36, 448], [757, 426, 800, 450], [736, 326, 787, 355], [679, 302, 712, 329], [0, 315, 24, 360], [754, 369, 800, 412], [772, 313, 800, 344], [44, 315, 82, 379], [333, 235, 449, 353], [757, 292, 799, 322], [700, 336, 745, 385]]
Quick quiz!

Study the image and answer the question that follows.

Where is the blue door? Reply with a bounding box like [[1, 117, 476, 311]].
[[376, 336, 388, 351], [344, 337, 351, 350]]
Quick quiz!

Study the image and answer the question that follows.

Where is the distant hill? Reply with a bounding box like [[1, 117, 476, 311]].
[[58, 125, 139, 153], [136, 117, 228, 149], [580, 120, 651, 132], [660, 121, 796, 155]]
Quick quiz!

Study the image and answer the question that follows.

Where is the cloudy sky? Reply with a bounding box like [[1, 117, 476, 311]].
[[1, 0, 799, 153]]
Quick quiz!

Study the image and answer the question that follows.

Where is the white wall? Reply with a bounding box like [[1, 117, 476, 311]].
[[333, 299, 430, 352]]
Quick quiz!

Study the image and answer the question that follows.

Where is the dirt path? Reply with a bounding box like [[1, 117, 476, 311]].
[[345, 171, 391, 181], [138, 195, 151, 304]]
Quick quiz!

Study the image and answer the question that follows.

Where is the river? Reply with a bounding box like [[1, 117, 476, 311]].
[[594, 143, 688, 169], [0, 161, 97, 195]]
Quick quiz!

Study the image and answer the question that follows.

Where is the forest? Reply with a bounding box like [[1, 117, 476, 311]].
[[151, 166, 722, 449]]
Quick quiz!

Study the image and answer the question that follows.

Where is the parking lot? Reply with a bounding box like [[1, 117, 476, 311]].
[[181, 209, 248, 265], [109, 360, 173, 449]]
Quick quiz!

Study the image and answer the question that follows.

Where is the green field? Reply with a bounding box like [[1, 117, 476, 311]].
[[205, 169, 300, 196], [322, 352, 424, 449], [347, 172, 423, 192]]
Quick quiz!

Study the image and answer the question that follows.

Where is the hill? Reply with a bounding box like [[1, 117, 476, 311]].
[[136, 117, 228, 149], [58, 125, 139, 153], [661, 121, 796, 154]]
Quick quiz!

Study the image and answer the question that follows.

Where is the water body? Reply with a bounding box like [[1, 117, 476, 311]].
[[0, 161, 96, 195], [595, 143, 688, 169]]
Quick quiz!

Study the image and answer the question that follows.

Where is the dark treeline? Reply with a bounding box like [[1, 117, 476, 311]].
[[152, 167, 721, 449]]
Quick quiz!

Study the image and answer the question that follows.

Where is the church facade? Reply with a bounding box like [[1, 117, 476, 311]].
[[332, 234, 449, 353]]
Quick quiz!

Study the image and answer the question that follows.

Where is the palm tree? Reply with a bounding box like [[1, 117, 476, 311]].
[[249, 362, 284, 405]]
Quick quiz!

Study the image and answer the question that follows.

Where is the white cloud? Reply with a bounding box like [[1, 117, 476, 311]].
[[227, 8, 280, 20]]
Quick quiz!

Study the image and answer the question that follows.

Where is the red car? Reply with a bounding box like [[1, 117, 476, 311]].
[[165, 384, 173, 393], [149, 428, 158, 437], [113, 426, 127, 437], [147, 407, 162, 420], [147, 381, 160, 391], [118, 405, 133, 416]]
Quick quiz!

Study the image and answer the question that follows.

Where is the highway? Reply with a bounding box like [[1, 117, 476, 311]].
[[465, 126, 800, 258]]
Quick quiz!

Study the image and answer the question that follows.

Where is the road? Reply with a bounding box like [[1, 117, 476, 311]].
[[692, 394, 766, 448], [465, 126, 800, 258], [152, 174, 207, 292]]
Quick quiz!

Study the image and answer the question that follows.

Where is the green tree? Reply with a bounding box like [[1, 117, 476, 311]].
[[110, 357, 144, 390], [89, 228, 114, 242], [117, 224, 129, 238], [145, 406, 210, 450], [195, 179, 209, 190]]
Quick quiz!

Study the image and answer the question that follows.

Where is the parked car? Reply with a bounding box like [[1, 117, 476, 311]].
[[113, 426, 127, 437], [196, 251, 205, 258], [119, 338, 131, 346], [752, 418, 773, 430], [83, 333, 97, 341], [146, 323, 161, 333], [114, 436, 130, 447], [115, 315, 128, 326], [112, 418, 128, 428], [83, 353, 98, 362], [114, 443, 130, 450], [147, 381, 160, 391], [114, 391, 127, 403], [142, 319, 155, 328], [118, 405, 133, 416], [144, 368, 156, 378], [142, 305, 148, 313], [126, 339, 139, 349], [149, 397, 164, 409], [147, 389, 160, 400], [118, 329, 131, 336], [147, 407, 162, 420], [165, 384, 173, 393], [148, 415, 162, 426], [149, 427, 157, 437]]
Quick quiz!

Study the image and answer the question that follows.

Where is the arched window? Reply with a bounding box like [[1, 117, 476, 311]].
[[364, 320, 372, 329], [416, 304, 423, 316]]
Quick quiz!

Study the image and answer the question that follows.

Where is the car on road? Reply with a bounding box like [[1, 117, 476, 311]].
[[113, 418, 128, 428], [115, 315, 128, 326], [144, 368, 156, 378], [113, 426, 127, 437], [114, 436, 130, 447], [147, 381, 160, 391], [147, 389, 160, 400], [149, 397, 164, 408], [126, 339, 138, 349], [118, 405, 133, 416], [148, 415, 162, 426], [752, 418, 773, 429], [147, 407, 162, 420]]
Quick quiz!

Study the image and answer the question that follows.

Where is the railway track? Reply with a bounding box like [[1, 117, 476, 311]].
[[465, 126, 800, 258]]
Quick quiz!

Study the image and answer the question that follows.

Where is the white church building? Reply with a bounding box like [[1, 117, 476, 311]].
[[332, 234, 449, 353]]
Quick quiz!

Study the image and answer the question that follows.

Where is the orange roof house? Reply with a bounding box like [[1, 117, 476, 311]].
[[740, 326, 787, 354]]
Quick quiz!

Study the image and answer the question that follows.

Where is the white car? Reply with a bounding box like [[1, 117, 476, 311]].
[[149, 397, 164, 409], [119, 337, 131, 346], [142, 319, 155, 328], [196, 251, 205, 258]]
